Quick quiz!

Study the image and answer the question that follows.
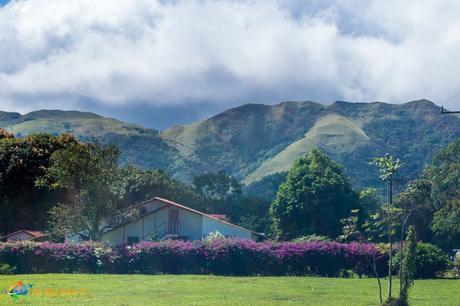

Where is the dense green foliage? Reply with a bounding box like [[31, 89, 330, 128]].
[[393, 243, 451, 279], [0, 132, 77, 235], [399, 226, 416, 305], [383, 138, 460, 249], [115, 166, 203, 210], [428, 139, 460, 248], [393, 178, 434, 243], [193, 171, 242, 220], [270, 149, 360, 240], [40, 142, 121, 240], [243, 172, 287, 201]]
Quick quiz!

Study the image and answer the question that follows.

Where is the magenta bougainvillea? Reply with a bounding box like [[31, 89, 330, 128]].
[[0, 240, 387, 276]]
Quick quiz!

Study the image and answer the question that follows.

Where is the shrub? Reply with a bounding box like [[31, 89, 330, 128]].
[[0, 240, 387, 276], [453, 251, 459, 278], [0, 241, 114, 274], [394, 243, 450, 278], [0, 263, 15, 275], [292, 234, 330, 243]]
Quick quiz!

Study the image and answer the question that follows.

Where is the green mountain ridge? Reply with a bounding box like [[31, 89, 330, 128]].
[[1, 100, 459, 193]]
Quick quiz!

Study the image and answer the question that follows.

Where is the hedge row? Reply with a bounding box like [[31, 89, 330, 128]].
[[0, 240, 387, 276]]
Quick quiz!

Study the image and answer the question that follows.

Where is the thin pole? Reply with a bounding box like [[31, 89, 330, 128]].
[[387, 176, 393, 300]]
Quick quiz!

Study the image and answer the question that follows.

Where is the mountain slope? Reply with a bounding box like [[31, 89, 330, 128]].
[[242, 113, 370, 184], [165, 99, 460, 190], [1, 100, 459, 193], [0, 109, 180, 171]]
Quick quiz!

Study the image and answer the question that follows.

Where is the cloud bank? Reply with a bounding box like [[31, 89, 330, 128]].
[[1, 0, 460, 115]]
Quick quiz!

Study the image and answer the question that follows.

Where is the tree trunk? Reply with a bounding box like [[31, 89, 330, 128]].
[[370, 253, 383, 304]]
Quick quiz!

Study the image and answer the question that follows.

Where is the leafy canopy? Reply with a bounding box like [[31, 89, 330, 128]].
[[39, 141, 120, 240], [0, 133, 77, 234], [371, 153, 404, 181], [270, 149, 360, 240], [427, 138, 460, 248]]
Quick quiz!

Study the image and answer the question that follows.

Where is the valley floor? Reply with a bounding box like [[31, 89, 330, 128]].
[[0, 274, 458, 305]]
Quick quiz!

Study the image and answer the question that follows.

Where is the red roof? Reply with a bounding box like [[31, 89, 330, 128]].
[[24, 230, 46, 237], [206, 214, 227, 220], [1, 230, 46, 239]]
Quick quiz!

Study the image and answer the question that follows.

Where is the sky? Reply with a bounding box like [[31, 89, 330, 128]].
[[1, 0, 460, 129]]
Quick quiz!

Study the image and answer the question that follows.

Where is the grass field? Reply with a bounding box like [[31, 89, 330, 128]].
[[0, 274, 458, 305]]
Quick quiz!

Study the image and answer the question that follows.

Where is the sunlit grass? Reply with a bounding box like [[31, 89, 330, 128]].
[[0, 274, 458, 305]]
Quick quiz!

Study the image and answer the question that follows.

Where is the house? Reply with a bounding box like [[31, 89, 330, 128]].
[[0, 230, 47, 242], [101, 197, 257, 244]]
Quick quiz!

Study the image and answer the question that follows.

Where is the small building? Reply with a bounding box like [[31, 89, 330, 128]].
[[0, 230, 47, 242], [101, 197, 256, 244]]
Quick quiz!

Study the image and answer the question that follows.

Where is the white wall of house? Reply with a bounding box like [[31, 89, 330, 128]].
[[102, 226, 123, 244], [179, 209, 202, 240], [202, 217, 252, 239], [101, 200, 254, 244], [124, 218, 143, 242], [102, 206, 169, 244]]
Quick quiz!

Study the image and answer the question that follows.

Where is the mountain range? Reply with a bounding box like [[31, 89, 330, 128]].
[[1, 100, 459, 193]]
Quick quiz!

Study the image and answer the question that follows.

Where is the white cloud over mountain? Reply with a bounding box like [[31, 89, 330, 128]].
[[1, 0, 460, 114]]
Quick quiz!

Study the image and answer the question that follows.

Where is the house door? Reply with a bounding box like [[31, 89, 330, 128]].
[[168, 207, 179, 235]]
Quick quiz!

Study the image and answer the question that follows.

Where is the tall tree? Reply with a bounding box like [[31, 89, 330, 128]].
[[39, 141, 120, 240], [371, 153, 403, 302], [193, 170, 242, 221], [270, 149, 359, 240], [0, 133, 77, 234], [427, 138, 460, 248], [115, 165, 205, 211], [393, 178, 434, 243]]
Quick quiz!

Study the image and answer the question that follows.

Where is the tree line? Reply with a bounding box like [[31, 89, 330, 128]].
[[1, 128, 459, 252], [0, 130, 268, 240]]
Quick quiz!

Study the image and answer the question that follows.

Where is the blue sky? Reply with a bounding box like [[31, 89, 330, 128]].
[[1, 0, 460, 129]]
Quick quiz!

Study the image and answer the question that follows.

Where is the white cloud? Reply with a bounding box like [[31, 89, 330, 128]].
[[1, 0, 460, 113]]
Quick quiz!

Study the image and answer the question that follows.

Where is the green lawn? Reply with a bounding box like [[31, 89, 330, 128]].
[[0, 274, 458, 305]]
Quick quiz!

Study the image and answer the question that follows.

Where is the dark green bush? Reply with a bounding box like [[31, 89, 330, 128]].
[[394, 243, 450, 278], [0, 263, 15, 275]]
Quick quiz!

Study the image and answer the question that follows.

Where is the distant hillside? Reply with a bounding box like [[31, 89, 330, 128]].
[[164, 99, 460, 190], [1, 100, 460, 194], [0, 109, 180, 171]]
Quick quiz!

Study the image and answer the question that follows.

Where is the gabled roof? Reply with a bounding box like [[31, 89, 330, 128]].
[[0, 230, 46, 240], [153, 197, 255, 233], [206, 214, 227, 220], [104, 197, 255, 235]]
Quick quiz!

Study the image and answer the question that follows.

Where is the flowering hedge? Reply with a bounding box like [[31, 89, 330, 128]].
[[0, 240, 387, 276]]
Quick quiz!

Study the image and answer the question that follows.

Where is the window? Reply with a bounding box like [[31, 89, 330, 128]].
[[127, 236, 139, 244]]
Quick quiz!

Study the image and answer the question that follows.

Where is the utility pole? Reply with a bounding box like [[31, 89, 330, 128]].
[[371, 154, 404, 302], [441, 106, 460, 114], [387, 174, 393, 300], [384, 174, 404, 301]]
